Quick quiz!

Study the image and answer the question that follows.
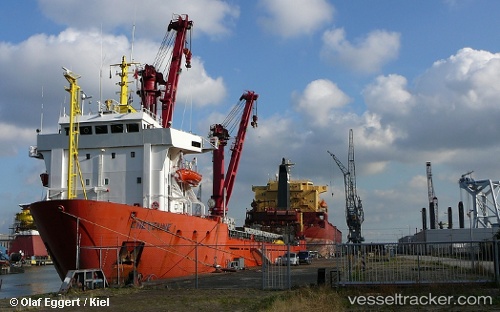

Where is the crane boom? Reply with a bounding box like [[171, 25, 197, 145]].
[[161, 16, 193, 127], [137, 14, 192, 128], [327, 129, 364, 243], [209, 91, 259, 216], [224, 92, 259, 206], [329, 151, 348, 175]]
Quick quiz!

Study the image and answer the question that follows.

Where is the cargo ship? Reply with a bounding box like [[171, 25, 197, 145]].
[[9, 205, 50, 265], [28, 15, 303, 285], [245, 159, 342, 257]]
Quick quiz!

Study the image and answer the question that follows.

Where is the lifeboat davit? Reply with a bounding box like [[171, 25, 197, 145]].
[[175, 168, 202, 186]]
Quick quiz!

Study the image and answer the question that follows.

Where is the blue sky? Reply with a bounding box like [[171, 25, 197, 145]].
[[2, 0, 500, 242]]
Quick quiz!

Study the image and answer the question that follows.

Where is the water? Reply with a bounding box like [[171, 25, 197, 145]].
[[0, 265, 61, 299]]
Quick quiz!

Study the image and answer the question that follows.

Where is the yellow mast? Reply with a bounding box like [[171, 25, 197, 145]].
[[112, 56, 138, 113], [63, 68, 87, 200]]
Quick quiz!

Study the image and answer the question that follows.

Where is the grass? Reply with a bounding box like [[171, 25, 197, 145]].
[[261, 287, 344, 312], [1, 282, 499, 311]]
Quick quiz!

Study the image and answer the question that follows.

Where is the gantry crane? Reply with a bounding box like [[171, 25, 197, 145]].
[[327, 129, 364, 243], [459, 171, 500, 229], [426, 162, 438, 229]]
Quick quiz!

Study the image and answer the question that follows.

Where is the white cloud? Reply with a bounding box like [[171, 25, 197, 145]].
[[38, 0, 240, 39], [292, 79, 351, 127], [257, 0, 333, 38], [358, 113, 400, 149], [392, 48, 500, 152], [363, 161, 389, 175], [417, 48, 500, 111], [321, 28, 401, 74], [409, 175, 427, 189], [268, 47, 500, 239], [0, 27, 227, 155], [363, 74, 414, 117], [0, 29, 129, 128], [0, 123, 36, 156], [343, 47, 500, 183], [5, 3, 500, 241], [177, 57, 227, 107]]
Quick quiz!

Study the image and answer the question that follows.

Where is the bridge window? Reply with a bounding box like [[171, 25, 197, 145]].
[[80, 126, 92, 135], [95, 125, 108, 134], [126, 123, 140, 133], [111, 124, 124, 133]]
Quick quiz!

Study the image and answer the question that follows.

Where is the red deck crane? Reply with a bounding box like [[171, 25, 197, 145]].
[[209, 91, 259, 216], [137, 14, 193, 128]]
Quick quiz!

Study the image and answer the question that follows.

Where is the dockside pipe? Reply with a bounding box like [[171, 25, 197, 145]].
[[421, 207, 427, 230], [429, 202, 436, 230], [458, 201, 465, 229], [448, 206, 452, 229]]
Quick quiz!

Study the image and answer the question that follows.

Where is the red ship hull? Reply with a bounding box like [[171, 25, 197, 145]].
[[302, 212, 342, 257], [10, 234, 48, 259], [246, 210, 342, 257], [30, 199, 302, 283]]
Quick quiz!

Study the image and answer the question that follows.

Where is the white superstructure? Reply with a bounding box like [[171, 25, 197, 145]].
[[30, 103, 212, 216]]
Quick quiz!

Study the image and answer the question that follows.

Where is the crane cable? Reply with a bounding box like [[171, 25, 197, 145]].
[[153, 26, 175, 70], [222, 98, 246, 134]]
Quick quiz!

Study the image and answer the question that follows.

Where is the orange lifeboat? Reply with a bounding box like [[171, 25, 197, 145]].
[[175, 168, 202, 186]]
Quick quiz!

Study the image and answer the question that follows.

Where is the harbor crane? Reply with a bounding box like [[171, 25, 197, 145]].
[[327, 129, 364, 243], [426, 162, 439, 229], [459, 171, 500, 228]]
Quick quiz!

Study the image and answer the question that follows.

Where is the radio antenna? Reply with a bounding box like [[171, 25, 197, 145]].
[[130, 4, 137, 61], [131, 23, 136, 61], [39, 86, 44, 133]]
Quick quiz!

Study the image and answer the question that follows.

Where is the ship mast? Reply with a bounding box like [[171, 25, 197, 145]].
[[63, 68, 87, 200], [110, 56, 139, 113]]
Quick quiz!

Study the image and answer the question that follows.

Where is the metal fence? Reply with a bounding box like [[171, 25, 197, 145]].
[[261, 245, 294, 290], [333, 240, 498, 286], [262, 240, 500, 289], [78, 239, 500, 290]]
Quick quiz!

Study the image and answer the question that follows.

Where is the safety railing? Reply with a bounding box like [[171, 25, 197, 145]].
[[329, 240, 498, 286]]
